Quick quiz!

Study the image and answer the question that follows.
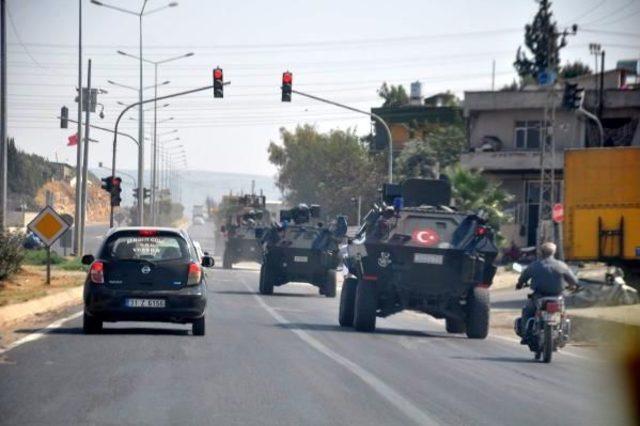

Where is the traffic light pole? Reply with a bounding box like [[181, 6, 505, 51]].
[[110, 81, 230, 227], [578, 106, 604, 147], [79, 59, 92, 256], [291, 89, 394, 184]]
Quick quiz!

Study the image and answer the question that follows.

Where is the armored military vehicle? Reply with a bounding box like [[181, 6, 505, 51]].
[[259, 204, 348, 297], [220, 194, 271, 269], [339, 178, 498, 338]]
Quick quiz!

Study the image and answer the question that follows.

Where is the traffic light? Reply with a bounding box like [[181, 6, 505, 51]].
[[144, 188, 151, 200], [281, 71, 292, 102], [562, 82, 583, 110], [101, 176, 113, 193], [60, 106, 69, 129], [213, 67, 224, 98], [111, 177, 122, 207]]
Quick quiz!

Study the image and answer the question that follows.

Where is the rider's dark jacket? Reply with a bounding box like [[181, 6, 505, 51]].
[[517, 257, 578, 296]]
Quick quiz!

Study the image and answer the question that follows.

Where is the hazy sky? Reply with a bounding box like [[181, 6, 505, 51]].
[[5, 0, 640, 177]]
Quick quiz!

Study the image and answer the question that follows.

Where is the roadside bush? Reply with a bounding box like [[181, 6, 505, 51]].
[[22, 248, 65, 265], [59, 257, 88, 272], [0, 232, 25, 280]]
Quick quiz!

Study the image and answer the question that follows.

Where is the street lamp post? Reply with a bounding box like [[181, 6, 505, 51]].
[[91, 0, 178, 226], [117, 50, 194, 225]]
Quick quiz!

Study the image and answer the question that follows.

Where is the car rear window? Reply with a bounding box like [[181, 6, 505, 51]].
[[103, 232, 190, 262]]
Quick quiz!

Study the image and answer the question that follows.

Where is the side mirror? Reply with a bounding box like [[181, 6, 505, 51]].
[[201, 255, 215, 268], [255, 228, 265, 239], [81, 254, 95, 265], [220, 225, 226, 233]]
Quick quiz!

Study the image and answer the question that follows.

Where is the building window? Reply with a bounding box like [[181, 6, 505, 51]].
[[514, 120, 549, 149]]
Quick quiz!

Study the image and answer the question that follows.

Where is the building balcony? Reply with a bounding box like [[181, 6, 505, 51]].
[[460, 149, 564, 172]]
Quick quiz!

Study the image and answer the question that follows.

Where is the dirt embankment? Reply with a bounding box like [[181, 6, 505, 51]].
[[35, 180, 110, 223]]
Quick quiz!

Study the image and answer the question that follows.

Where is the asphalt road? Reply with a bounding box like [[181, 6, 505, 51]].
[[0, 223, 625, 426]]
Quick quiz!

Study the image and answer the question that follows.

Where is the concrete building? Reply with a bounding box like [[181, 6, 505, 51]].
[[461, 69, 640, 247]]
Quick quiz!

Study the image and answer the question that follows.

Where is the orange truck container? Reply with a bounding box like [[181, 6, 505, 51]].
[[563, 147, 640, 281]]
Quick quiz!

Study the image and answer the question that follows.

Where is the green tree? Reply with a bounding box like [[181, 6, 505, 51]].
[[377, 82, 409, 107], [395, 124, 466, 180], [514, 0, 571, 80], [446, 165, 513, 241], [395, 140, 438, 181], [268, 125, 384, 222], [559, 60, 592, 79]]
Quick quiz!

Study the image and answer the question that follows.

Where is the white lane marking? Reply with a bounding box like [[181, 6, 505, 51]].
[[244, 283, 440, 426], [0, 311, 83, 356]]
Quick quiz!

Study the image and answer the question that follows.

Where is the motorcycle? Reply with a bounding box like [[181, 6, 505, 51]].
[[515, 292, 571, 363], [512, 263, 571, 363]]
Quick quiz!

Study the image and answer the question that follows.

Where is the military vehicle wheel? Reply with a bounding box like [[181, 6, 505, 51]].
[[354, 280, 377, 332], [445, 317, 466, 333], [339, 277, 357, 327], [465, 287, 490, 339], [259, 264, 274, 295], [323, 269, 337, 298]]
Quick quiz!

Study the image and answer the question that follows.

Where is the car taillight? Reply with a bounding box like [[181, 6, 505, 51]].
[[139, 229, 158, 237], [475, 225, 488, 237], [89, 261, 104, 284], [544, 301, 561, 313], [187, 262, 202, 285]]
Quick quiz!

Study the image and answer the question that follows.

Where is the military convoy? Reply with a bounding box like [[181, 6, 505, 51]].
[[213, 178, 498, 339], [339, 178, 498, 338], [220, 194, 272, 269], [258, 204, 348, 297]]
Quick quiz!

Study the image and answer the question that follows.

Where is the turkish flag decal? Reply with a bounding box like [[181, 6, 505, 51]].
[[411, 228, 440, 246]]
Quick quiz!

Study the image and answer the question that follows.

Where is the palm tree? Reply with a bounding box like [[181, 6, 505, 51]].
[[447, 165, 513, 242]]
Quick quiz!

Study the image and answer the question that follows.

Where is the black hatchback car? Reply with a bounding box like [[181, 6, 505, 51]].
[[81, 227, 214, 336]]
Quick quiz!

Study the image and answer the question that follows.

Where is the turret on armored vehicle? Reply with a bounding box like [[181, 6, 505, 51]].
[[339, 178, 498, 338], [258, 204, 348, 297]]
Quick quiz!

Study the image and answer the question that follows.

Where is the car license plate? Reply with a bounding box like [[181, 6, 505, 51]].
[[293, 256, 308, 263], [414, 253, 443, 265], [125, 298, 166, 308]]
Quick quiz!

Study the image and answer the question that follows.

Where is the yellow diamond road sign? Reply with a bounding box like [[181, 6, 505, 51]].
[[27, 206, 71, 247]]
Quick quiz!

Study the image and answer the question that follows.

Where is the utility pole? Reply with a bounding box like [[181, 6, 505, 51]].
[[0, 0, 7, 232], [598, 50, 605, 120], [79, 59, 92, 255], [491, 59, 496, 91], [152, 63, 158, 224], [73, 0, 83, 254]]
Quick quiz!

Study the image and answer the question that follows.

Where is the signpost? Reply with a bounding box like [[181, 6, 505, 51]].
[[27, 206, 70, 285], [552, 203, 564, 223]]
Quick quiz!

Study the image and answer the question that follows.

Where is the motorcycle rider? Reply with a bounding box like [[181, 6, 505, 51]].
[[515, 242, 578, 343]]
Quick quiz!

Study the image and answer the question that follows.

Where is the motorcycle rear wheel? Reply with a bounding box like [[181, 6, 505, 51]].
[[542, 324, 553, 363]]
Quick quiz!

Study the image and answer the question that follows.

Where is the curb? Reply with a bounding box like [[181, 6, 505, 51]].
[[569, 314, 640, 342], [0, 286, 83, 327]]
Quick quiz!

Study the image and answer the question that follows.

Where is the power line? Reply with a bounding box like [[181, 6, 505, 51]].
[[6, 6, 43, 68]]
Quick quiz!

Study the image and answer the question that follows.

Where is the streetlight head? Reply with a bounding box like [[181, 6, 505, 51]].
[[185, 52, 195, 57], [90, 0, 104, 5], [117, 50, 127, 56], [168, 2, 178, 6], [162, 80, 170, 86], [107, 80, 116, 85]]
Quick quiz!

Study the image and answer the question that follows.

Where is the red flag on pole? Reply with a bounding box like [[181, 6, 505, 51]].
[[67, 133, 79, 146]]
